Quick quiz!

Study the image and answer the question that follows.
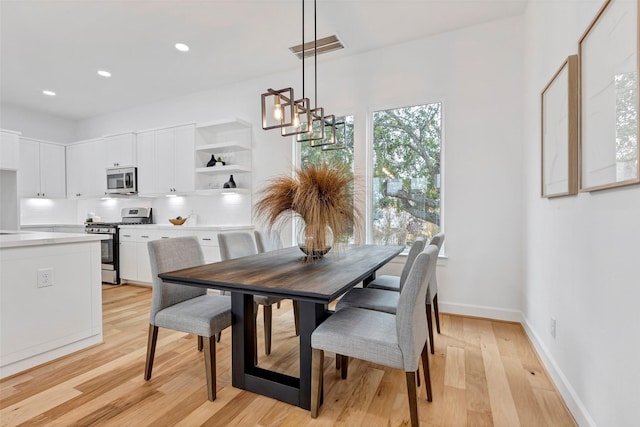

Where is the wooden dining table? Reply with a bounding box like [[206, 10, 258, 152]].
[[159, 244, 404, 410]]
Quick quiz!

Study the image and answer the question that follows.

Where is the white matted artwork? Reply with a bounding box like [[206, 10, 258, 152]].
[[541, 55, 579, 197], [579, 0, 639, 192]]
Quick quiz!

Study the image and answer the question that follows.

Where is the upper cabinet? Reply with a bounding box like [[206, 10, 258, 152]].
[[0, 129, 21, 170], [66, 139, 106, 199], [137, 124, 195, 196], [102, 132, 136, 168], [194, 118, 252, 193], [19, 137, 66, 198]]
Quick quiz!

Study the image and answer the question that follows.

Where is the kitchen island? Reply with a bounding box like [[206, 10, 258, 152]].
[[0, 231, 107, 378]]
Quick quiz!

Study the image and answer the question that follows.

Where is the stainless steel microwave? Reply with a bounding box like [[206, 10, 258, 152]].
[[106, 167, 137, 194]]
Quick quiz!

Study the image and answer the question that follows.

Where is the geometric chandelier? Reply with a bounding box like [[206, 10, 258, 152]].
[[261, 0, 337, 148]]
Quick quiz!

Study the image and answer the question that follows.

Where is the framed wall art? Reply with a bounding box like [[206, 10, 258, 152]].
[[579, 0, 639, 192], [541, 55, 579, 197]]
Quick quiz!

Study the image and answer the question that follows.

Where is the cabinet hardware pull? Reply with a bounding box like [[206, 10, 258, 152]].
[[141, 235, 149, 238], [202, 238, 212, 241]]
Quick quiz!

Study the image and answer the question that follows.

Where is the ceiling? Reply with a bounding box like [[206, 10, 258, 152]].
[[0, 0, 527, 121]]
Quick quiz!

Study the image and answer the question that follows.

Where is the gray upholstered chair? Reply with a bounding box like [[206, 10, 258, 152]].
[[217, 231, 285, 356], [367, 236, 427, 292], [254, 229, 284, 252], [310, 245, 439, 426], [144, 236, 231, 401], [355, 233, 445, 354]]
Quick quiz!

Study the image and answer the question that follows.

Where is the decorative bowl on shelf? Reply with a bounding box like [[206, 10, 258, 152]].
[[169, 218, 186, 226]]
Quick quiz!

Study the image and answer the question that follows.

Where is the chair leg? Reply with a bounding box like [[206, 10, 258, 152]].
[[144, 324, 159, 380], [203, 336, 217, 401], [311, 348, 324, 418], [216, 331, 222, 343], [277, 301, 281, 309], [426, 303, 435, 354], [264, 304, 273, 355], [335, 354, 341, 370], [434, 294, 441, 334], [420, 343, 432, 402], [340, 355, 348, 379], [293, 300, 300, 336], [198, 335, 203, 352], [405, 371, 419, 427], [416, 367, 421, 387]]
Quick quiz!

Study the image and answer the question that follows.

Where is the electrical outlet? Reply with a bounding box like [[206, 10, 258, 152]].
[[37, 268, 54, 288], [550, 316, 557, 339]]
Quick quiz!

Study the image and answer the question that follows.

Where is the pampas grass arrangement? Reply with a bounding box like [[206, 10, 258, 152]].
[[255, 163, 357, 260]]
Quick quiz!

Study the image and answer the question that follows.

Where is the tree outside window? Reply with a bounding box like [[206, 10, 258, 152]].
[[372, 103, 442, 248]]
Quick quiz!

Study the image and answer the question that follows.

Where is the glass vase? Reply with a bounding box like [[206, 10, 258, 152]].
[[297, 221, 333, 260]]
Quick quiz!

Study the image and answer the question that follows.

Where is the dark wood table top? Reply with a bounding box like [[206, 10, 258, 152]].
[[159, 244, 404, 304]]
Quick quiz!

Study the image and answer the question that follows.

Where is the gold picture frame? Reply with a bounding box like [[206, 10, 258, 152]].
[[541, 55, 579, 197], [579, 0, 639, 192]]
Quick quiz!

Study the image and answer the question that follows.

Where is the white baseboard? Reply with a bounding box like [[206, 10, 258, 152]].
[[439, 301, 523, 322], [439, 301, 595, 427]]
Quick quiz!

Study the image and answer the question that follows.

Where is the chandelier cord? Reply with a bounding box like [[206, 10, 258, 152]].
[[314, 0, 318, 109], [302, 0, 305, 101]]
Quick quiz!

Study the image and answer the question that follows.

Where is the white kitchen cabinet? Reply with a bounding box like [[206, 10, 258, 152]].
[[137, 124, 195, 196], [0, 129, 20, 170], [102, 132, 136, 168], [196, 231, 222, 263], [66, 139, 105, 199], [19, 138, 66, 198], [194, 119, 252, 193]]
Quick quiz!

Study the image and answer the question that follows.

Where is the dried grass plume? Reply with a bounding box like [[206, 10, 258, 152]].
[[255, 163, 358, 257]]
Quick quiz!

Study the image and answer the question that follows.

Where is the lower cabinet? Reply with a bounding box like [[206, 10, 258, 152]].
[[118, 228, 245, 284]]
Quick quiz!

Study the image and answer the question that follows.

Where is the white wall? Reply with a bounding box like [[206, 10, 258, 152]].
[[0, 104, 77, 143], [76, 16, 525, 319], [523, 1, 640, 426]]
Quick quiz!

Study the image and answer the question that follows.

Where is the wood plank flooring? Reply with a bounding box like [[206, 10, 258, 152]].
[[0, 285, 577, 426]]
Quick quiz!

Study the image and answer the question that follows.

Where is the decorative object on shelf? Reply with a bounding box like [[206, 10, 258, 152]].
[[206, 155, 217, 167], [169, 216, 186, 226], [578, 0, 639, 192], [260, 0, 338, 148], [255, 163, 358, 261], [217, 156, 226, 166], [223, 175, 236, 188]]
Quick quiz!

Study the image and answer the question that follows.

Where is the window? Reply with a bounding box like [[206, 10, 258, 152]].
[[372, 103, 442, 248]]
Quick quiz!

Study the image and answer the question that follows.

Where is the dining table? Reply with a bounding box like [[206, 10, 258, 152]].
[[159, 244, 404, 410]]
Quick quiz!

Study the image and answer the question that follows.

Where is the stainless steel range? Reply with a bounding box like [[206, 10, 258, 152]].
[[85, 207, 152, 284]]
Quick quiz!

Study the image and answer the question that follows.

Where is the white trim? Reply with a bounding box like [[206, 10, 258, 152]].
[[439, 301, 595, 427], [521, 315, 596, 427]]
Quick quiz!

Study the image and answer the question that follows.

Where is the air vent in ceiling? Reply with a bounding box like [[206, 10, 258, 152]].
[[289, 35, 344, 59]]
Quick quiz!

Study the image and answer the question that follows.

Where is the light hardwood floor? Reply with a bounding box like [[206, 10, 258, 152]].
[[1, 285, 576, 426]]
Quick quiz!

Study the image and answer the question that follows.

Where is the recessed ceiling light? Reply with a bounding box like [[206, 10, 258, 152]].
[[175, 43, 190, 52], [42, 90, 56, 96], [97, 70, 111, 77]]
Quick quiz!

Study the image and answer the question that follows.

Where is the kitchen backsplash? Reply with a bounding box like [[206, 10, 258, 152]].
[[21, 194, 252, 226]]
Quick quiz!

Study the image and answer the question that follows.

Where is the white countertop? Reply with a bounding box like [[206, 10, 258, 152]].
[[118, 224, 253, 231], [0, 231, 108, 249]]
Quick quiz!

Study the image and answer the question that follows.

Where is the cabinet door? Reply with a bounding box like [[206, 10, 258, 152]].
[[66, 141, 103, 198], [103, 133, 136, 168], [173, 125, 195, 192], [136, 239, 153, 283], [39, 143, 66, 198], [154, 128, 175, 193], [118, 241, 138, 281], [18, 139, 40, 197], [136, 131, 156, 195], [0, 131, 20, 170]]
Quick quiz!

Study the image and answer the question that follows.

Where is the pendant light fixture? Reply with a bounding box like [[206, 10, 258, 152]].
[[261, 0, 336, 148]]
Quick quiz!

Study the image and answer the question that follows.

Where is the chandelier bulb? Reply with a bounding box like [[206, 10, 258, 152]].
[[273, 96, 283, 120]]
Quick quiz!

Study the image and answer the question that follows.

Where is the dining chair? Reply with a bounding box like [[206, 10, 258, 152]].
[[310, 245, 439, 426], [145, 236, 231, 401], [360, 232, 445, 354], [254, 229, 283, 252], [217, 231, 288, 357], [254, 229, 300, 336], [367, 236, 426, 292]]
